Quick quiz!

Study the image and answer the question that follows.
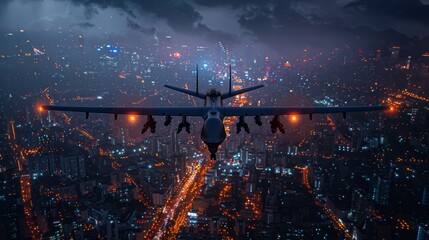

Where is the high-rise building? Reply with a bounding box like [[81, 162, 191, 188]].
[[235, 217, 246, 237], [373, 177, 390, 206], [204, 169, 216, 187], [0, 174, 21, 239], [406, 56, 412, 70], [349, 189, 370, 227], [314, 174, 324, 195], [230, 171, 242, 199], [117, 183, 137, 203], [171, 130, 178, 155], [60, 155, 86, 178], [28, 154, 50, 179], [422, 186, 429, 206], [319, 132, 335, 156], [240, 146, 251, 165], [417, 223, 429, 240], [390, 46, 400, 59]]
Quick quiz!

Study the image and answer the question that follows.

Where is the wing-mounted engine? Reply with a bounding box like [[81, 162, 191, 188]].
[[164, 115, 172, 126], [236, 116, 250, 134], [141, 115, 157, 134], [270, 115, 285, 134], [254, 115, 263, 126], [177, 116, 190, 134]]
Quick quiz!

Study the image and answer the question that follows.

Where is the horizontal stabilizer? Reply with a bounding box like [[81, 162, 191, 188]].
[[164, 85, 205, 99], [221, 84, 264, 99]]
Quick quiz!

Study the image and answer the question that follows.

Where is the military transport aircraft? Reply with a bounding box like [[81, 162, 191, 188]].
[[42, 65, 388, 160]]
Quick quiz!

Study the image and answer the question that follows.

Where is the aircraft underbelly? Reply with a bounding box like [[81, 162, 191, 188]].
[[201, 117, 226, 146]]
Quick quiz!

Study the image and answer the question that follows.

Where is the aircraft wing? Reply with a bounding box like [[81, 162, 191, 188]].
[[219, 106, 388, 116], [42, 106, 210, 117]]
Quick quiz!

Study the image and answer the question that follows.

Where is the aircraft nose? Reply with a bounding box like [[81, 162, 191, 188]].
[[201, 117, 226, 144]]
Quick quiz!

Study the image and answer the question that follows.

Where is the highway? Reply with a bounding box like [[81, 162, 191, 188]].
[[144, 158, 212, 239]]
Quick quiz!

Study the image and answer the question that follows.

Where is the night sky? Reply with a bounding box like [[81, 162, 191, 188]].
[[1, 0, 429, 55]]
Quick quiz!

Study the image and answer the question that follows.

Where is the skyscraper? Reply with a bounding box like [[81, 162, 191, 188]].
[[373, 177, 391, 206], [422, 186, 429, 206], [417, 223, 429, 240], [349, 189, 369, 227], [60, 154, 86, 178]]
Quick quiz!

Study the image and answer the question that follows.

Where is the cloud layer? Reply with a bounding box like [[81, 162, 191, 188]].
[[1, 0, 428, 53]]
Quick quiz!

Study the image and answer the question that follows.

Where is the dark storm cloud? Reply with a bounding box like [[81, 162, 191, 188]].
[[192, 0, 429, 26], [0, 0, 427, 54], [69, 0, 129, 17], [83, 5, 100, 20], [126, 17, 157, 35], [236, 1, 329, 52], [63, 0, 237, 44], [192, 0, 268, 8], [77, 22, 95, 28], [0, 0, 13, 4], [197, 23, 238, 45], [126, 0, 238, 44], [191, 0, 429, 53], [345, 0, 429, 23], [126, 17, 141, 30], [140, 27, 156, 35]]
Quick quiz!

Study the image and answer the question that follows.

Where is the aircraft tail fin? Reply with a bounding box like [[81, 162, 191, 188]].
[[222, 64, 264, 99], [229, 64, 232, 96], [164, 85, 205, 99], [196, 64, 199, 96], [164, 65, 205, 99], [221, 84, 264, 99]]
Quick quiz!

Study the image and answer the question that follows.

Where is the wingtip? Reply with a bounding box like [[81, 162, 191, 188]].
[[386, 105, 395, 112], [38, 105, 48, 111], [374, 105, 391, 111]]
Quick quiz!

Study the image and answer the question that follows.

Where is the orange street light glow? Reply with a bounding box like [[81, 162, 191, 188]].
[[173, 52, 181, 58], [129, 115, 137, 122], [290, 115, 298, 122], [37, 105, 45, 113], [389, 106, 395, 112]]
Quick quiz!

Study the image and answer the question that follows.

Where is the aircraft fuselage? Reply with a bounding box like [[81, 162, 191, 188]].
[[201, 89, 226, 159]]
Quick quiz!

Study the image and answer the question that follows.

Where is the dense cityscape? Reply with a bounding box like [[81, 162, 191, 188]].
[[1, 1, 429, 240]]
